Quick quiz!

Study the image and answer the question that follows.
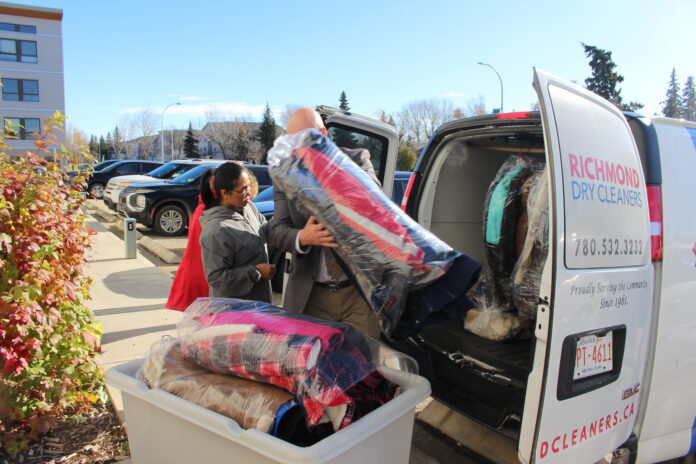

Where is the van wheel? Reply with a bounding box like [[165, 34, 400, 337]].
[[88, 182, 105, 199], [154, 205, 187, 236]]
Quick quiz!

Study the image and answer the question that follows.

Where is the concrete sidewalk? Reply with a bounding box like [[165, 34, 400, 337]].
[[85, 214, 182, 421]]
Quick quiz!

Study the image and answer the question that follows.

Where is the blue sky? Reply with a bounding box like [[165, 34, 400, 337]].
[[25, 0, 696, 136]]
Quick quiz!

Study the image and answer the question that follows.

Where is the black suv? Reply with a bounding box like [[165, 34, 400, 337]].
[[86, 160, 163, 199]]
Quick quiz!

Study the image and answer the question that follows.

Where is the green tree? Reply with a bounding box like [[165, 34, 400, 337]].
[[98, 135, 106, 159], [257, 103, 277, 164], [339, 91, 350, 111], [88, 135, 98, 157], [397, 145, 417, 171], [681, 75, 695, 121], [183, 122, 200, 158], [105, 132, 114, 159], [582, 43, 643, 111], [661, 68, 682, 118]]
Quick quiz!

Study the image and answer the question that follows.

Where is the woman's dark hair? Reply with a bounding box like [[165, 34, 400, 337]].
[[200, 162, 250, 208]]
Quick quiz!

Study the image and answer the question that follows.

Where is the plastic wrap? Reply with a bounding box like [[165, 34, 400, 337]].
[[267, 129, 463, 336], [177, 298, 409, 431], [138, 338, 333, 446], [464, 155, 546, 341], [511, 169, 549, 320], [481, 155, 542, 311]]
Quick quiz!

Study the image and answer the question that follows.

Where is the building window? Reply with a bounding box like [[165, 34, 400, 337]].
[[4, 117, 40, 140], [0, 39, 37, 63], [0, 23, 37, 34], [2, 78, 38, 101]]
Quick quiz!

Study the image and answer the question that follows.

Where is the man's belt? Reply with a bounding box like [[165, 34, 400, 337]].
[[314, 280, 351, 292]]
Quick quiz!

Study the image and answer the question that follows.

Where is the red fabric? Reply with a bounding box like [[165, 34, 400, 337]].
[[165, 198, 208, 311]]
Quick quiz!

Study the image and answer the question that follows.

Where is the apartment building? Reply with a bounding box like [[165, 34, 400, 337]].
[[0, 2, 64, 159]]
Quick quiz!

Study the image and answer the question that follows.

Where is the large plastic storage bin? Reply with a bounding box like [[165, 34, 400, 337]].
[[106, 359, 430, 464]]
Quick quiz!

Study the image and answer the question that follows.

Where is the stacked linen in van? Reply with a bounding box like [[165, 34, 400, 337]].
[[176, 298, 400, 432], [267, 129, 480, 337]]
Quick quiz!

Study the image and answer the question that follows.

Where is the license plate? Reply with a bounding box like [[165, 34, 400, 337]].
[[574, 332, 613, 380]]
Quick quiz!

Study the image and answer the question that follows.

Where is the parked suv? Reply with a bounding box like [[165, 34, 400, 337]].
[[118, 162, 224, 236], [103, 159, 218, 211], [87, 160, 163, 199]]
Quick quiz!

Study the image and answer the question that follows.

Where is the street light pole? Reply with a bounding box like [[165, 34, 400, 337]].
[[160, 102, 181, 163], [477, 62, 503, 113]]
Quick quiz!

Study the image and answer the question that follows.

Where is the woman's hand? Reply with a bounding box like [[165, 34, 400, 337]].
[[256, 263, 276, 280]]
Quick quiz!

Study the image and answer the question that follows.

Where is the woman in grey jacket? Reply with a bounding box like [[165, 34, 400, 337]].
[[198, 162, 275, 302]]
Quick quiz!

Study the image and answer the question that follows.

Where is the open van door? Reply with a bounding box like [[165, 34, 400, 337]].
[[316, 105, 400, 197], [517, 69, 654, 463]]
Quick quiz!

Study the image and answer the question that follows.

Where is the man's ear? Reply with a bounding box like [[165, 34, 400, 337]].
[[320, 127, 328, 137]]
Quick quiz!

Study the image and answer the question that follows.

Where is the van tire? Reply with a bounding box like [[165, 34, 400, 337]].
[[154, 205, 187, 236]]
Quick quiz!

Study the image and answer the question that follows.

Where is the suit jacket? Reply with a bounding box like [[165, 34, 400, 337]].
[[268, 147, 380, 314]]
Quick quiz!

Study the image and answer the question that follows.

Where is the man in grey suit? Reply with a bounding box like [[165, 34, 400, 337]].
[[268, 108, 381, 338]]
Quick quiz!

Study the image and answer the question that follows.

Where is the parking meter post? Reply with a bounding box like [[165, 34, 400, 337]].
[[80, 192, 88, 216], [123, 218, 137, 259]]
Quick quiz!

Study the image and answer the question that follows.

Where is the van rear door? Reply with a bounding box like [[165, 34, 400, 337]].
[[317, 105, 400, 197], [519, 69, 654, 463]]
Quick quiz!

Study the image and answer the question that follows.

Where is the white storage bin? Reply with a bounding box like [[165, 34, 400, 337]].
[[106, 358, 430, 464]]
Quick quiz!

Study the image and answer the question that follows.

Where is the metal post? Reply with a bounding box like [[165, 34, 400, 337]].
[[477, 62, 504, 113], [123, 217, 137, 259], [160, 102, 181, 163], [80, 192, 88, 216]]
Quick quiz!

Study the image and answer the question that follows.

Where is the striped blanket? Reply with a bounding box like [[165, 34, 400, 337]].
[[269, 129, 477, 336], [179, 298, 399, 430]]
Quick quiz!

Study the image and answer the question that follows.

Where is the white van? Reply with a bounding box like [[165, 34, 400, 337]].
[[316, 69, 696, 464]]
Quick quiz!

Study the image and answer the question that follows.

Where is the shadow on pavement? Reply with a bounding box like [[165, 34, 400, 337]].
[[100, 269, 172, 299], [101, 324, 178, 344]]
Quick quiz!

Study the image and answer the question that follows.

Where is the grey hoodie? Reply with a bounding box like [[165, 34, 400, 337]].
[[199, 203, 271, 302]]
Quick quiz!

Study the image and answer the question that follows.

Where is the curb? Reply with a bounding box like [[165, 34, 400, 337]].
[[139, 236, 181, 264]]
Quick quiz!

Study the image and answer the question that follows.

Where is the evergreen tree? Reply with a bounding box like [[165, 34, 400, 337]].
[[183, 122, 200, 158], [98, 136, 107, 159], [256, 104, 277, 164], [339, 91, 350, 111], [105, 132, 114, 159], [661, 68, 682, 118], [88, 135, 98, 157], [112, 126, 123, 158], [582, 43, 643, 111], [397, 145, 417, 171], [681, 75, 695, 121]]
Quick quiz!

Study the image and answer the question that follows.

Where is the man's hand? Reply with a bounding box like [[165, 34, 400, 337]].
[[256, 263, 276, 280], [298, 216, 338, 248]]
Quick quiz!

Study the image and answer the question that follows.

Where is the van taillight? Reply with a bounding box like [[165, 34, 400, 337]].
[[647, 184, 663, 262], [495, 111, 532, 119], [400, 173, 416, 211]]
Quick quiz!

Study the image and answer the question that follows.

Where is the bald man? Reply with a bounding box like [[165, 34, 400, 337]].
[[268, 108, 381, 338]]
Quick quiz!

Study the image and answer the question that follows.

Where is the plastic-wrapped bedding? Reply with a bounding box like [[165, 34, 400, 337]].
[[138, 339, 332, 446], [177, 298, 401, 431], [511, 168, 549, 320], [481, 155, 543, 311], [267, 129, 477, 336]]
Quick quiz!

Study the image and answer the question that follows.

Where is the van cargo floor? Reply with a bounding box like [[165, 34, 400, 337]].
[[388, 319, 534, 430], [418, 319, 533, 387]]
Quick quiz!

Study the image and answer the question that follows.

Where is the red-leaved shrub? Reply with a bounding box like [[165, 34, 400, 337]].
[[0, 113, 104, 453]]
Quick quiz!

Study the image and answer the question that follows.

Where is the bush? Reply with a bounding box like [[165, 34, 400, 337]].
[[0, 113, 104, 453]]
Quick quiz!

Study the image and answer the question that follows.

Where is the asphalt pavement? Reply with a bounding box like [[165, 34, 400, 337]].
[[84, 199, 489, 464]]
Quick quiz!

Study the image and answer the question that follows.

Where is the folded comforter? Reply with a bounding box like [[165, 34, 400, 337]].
[[268, 129, 479, 336]]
